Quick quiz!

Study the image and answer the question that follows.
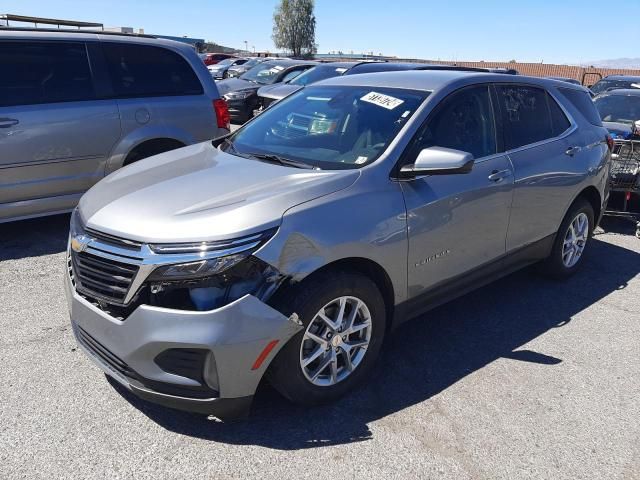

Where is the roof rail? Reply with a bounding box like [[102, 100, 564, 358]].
[[0, 26, 157, 39]]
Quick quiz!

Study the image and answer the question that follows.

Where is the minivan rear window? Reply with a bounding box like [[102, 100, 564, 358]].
[[0, 41, 96, 107], [559, 88, 603, 126], [102, 43, 203, 98]]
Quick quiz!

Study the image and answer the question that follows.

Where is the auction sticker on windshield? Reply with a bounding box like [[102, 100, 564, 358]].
[[361, 91, 404, 110]]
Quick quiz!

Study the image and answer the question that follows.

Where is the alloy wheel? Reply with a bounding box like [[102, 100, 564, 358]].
[[562, 212, 589, 268], [299, 296, 372, 387]]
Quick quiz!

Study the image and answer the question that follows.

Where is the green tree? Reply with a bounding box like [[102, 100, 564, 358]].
[[272, 0, 316, 58]]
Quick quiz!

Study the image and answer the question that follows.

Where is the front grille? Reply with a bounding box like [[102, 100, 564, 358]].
[[71, 251, 139, 305]]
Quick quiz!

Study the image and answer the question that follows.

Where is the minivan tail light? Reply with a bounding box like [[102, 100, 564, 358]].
[[606, 134, 614, 151], [213, 98, 231, 130]]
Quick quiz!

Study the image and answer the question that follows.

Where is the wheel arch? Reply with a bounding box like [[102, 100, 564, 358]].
[[123, 138, 186, 166], [573, 185, 602, 227], [271, 257, 396, 332]]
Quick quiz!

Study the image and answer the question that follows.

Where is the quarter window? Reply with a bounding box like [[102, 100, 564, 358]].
[[413, 85, 497, 159], [496, 86, 566, 150], [102, 43, 203, 98], [548, 94, 571, 136], [0, 41, 95, 107]]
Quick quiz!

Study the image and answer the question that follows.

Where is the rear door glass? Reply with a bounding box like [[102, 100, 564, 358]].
[[548, 94, 571, 136], [496, 86, 554, 149], [102, 43, 203, 98], [0, 41, 95, 106]]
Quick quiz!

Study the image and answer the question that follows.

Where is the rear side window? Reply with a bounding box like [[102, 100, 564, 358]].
[[496, 85, 568, 150], [415, 85, 497, 159], [0, 41, 95, 107], [102, 43, 203, 98], [548, 94, 571, 135], [559, 88, 603, 126]]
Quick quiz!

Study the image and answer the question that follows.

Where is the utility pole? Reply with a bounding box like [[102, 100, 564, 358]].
[[244, 40, 248, 53]]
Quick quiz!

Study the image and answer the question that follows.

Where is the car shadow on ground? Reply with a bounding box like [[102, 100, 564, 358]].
[[2, 214, 637, 448], [0, 213, 70, 261], [107, 224, 639, 450]]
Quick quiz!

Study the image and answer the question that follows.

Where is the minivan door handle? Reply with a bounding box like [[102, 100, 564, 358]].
[[0, 118, 19, 128], [488, 169, 512, 182], [565, 146, 582, 156]]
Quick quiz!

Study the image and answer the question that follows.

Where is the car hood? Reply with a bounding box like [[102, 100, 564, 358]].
[[216, 77, 261, 95], [258, 83, 302, 100], [78, 142, 359, 243], [603, 121, 634, 140]]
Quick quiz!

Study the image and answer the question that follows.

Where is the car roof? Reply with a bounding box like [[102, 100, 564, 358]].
[[0, 27, 196, 53], [261, 58, 318, 67], [315, 69, 577, 92], [601, 75, 640, 81], [597, 88, 640, 97]]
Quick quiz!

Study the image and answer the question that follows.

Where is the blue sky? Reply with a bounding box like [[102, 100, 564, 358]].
[[8, 0, 640, 64]]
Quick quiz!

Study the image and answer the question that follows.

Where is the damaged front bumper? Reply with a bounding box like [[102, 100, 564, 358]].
[[64, 272, 301, 419]]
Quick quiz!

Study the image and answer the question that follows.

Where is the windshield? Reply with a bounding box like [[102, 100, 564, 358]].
[[591, 79, 640, 95], [289, 65, 348, 86], [216, 58, 236, 67], [223, 85, 428, 170], [594, 94, 640, 123], [240, 61, 291, 85]]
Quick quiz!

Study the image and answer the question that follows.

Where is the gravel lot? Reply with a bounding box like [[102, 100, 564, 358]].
[[0, 214, 638, 479]]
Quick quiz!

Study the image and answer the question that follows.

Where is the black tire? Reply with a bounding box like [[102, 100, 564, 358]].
[[268, 270, 386, 406], [222, 71, 229, 79], [540, 198, 594, 278]]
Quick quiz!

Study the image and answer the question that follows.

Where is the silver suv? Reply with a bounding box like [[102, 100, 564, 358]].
[[0, 29, 229, 223], [65, 71, 611, 419]]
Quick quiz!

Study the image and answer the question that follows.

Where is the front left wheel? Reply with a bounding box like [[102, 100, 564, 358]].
[[268, 271, 386, 406]]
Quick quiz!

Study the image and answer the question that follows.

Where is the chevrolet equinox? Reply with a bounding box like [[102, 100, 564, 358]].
[[65, 71, 611, 419]]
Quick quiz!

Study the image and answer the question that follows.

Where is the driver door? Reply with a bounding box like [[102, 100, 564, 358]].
[[399, 85, 514, 299]]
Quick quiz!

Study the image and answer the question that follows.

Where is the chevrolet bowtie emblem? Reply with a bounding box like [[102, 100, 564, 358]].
[[70, 234, 91, 253]]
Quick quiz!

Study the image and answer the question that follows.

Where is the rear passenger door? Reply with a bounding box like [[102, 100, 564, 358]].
[[0, 40, 120, 217], [494, 85, 578, 251], [100, 42, 213, 172], [401, 85, 514, 297]]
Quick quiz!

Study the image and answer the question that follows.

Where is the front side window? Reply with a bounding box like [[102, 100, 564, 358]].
[[102, 43, 203, 98], [594, 94, 640, 124], [0, 41, 95, 107], [224, 86, 428, 169], [412, 85, 496, 159], [496, 86, 558, 150]]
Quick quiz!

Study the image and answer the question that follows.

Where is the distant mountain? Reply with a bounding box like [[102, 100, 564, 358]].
[[585, 58, 640, 69]]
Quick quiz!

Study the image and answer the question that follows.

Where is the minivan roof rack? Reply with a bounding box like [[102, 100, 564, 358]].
[[0, 13, 103, 28]]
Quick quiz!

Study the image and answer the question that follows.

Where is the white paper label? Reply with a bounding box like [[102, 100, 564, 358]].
[[355, 156, 369, 164], [360, 91, 404, 110], [335, 68, 348, 73]]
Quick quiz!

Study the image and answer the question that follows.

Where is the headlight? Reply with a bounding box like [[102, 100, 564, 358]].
[[144, 229, 280, 311], [224, 90, 255, 100], [147, 253, 248, 281]]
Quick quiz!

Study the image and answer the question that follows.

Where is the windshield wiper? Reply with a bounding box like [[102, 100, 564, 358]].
[[247, 152, 318, 170]]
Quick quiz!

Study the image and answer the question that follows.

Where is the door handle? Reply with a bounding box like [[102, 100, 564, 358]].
[[488, 169, 511, 182], [0, 118, 19, 128], [565, 146, 582, 156]]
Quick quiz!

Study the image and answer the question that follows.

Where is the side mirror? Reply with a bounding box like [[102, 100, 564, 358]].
[[400, 146, 475, 178]]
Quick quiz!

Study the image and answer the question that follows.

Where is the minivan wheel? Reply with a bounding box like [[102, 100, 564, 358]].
[[540, 198, 594, 278], [268, 271, 386, 406]]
